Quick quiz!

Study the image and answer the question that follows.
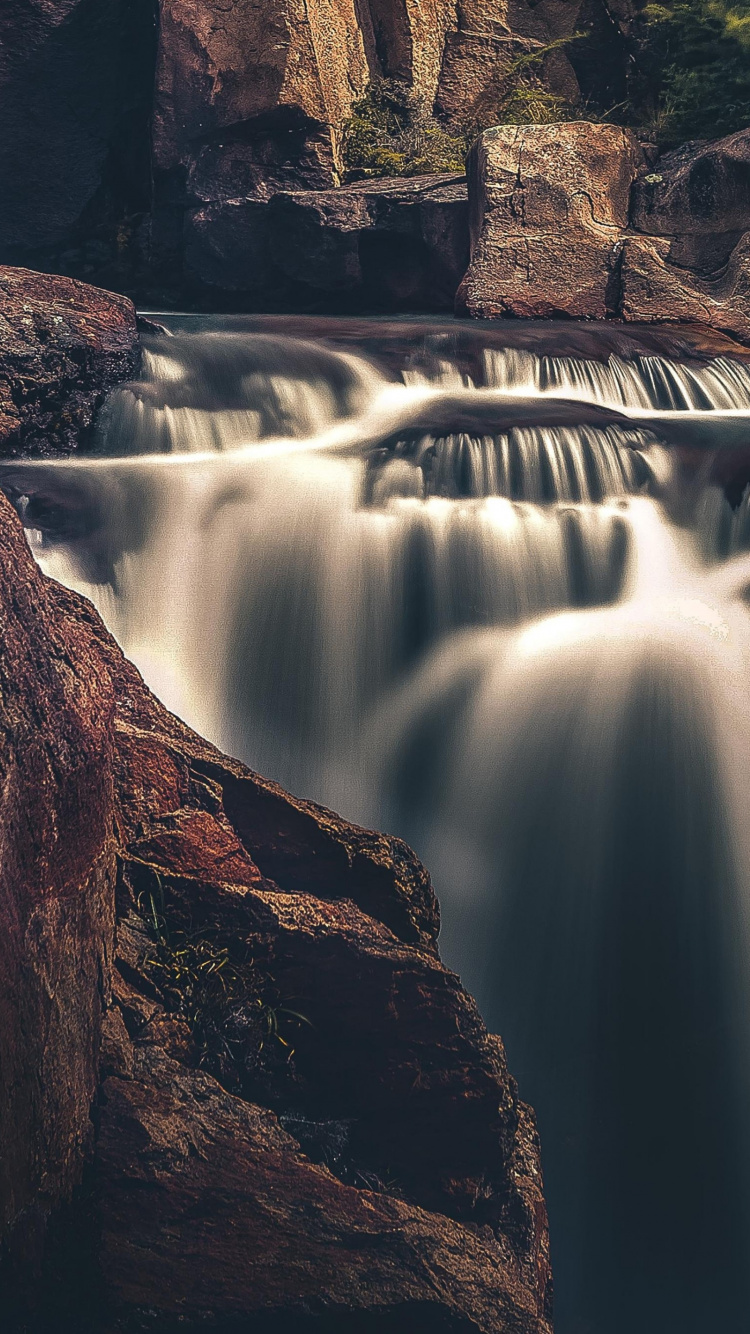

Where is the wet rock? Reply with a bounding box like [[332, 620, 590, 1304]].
[[0, 487, 550, 1330], [456, 123, 644, 319], [0, 266, 140, 458]]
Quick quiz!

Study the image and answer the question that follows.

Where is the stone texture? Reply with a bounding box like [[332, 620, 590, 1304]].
[[0, 494, 118, 1298], [153, 0, 371, 187], [631, 131, 750, 247], [0, 475, 551, 1329], [185, 174, 469, 310], [456, 122, 644, 319], [0, 266, 140, 458], [98, 1044, 549, 1334], [620, 232, 750, 341], [624, 131, 750, 339]]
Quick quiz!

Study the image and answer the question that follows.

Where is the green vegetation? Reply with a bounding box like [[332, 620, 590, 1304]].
[[342, 79, 467, 181], [342, 7, 750, 178], [630, 0, 750, 144], [139, 882, 309, 1094]]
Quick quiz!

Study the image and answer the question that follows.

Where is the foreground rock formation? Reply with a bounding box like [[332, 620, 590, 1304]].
[[0, 413, 552, 1326]]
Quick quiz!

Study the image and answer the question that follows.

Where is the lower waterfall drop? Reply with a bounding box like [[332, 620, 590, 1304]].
[[6, 316, 750, 1334]]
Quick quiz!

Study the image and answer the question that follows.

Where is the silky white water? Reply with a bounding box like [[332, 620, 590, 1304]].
[[6, 317, 750, 1333]]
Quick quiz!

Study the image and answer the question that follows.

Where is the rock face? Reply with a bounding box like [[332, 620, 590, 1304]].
[[0, 0, 639, 307], [186, 174, 468, 309], [0, 476, 552, 1330], [457, 123, 750, 339], [457, 123, 644, 319], [625, 130, 750, 339], [0, 267, 140, 458]]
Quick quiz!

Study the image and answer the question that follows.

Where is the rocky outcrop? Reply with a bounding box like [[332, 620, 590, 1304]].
[[0, 482, 552, 1331], [457, 123, 750, 339], [0, 0, 639, 306], [0, 267, 140, 458], [457, 123, 644, 319], [186, 174, 468, 309], [624, 130, 750, 339]]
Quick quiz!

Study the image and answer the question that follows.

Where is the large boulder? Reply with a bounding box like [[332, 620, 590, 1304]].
[[456, 122, 644, 318], [0, 464, 552, 1327], [624, 131, 750, 339], [631, 130, 750, 259], [185, 174, 469, 310], [0, 267, 140, 459]]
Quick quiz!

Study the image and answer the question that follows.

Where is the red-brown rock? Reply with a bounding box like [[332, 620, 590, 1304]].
[[0, 484, 551, 1331], [0, 266, 140, 458]]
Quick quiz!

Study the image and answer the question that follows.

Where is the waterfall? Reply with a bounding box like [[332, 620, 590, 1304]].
[[5, 315, 750, 1333]]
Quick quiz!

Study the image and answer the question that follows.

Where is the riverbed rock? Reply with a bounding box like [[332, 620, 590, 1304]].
[[0, 486, 551, 1332], [456, 122, 644, 319], [0, 266, 140, 458]]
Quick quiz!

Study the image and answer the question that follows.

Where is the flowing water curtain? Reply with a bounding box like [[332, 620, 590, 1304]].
[[372, 506, 750, 1332], [12, 318, 750, 1333]]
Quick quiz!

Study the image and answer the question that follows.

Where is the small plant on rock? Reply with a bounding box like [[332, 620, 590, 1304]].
[[139, 880, 310, 1095]]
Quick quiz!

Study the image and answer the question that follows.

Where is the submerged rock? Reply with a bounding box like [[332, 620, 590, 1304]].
[[0, 483, 552, 1332]]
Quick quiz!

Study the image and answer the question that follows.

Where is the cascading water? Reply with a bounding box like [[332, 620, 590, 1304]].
[[6, 315, 750, 1333]]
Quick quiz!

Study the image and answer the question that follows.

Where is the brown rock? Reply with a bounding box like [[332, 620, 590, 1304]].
[[0, 266, 140, 458], [631, 131, 750, 245], [620, 232, 750, 341], [98, 1045, 549, 1334], [456, 122, 643, 318], [0, 493, 118, 1289], [435, 1, 581, 133], [153, 0, 371, 187], [185, 175, 469, 310], [0, 470, 550, 1328]]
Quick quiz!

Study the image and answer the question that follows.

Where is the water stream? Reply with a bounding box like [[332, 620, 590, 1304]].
[[6, 315, 750, 1332]]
